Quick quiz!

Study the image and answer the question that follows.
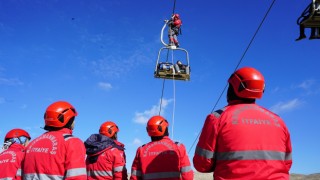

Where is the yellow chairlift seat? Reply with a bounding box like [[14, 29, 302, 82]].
[[154, 46, 190, 81]]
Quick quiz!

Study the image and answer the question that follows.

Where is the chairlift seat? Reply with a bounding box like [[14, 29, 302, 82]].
[[301, 13, 320, 27], [154, 62, 190, 81], [297, 0, 320, 28], [154, 47, 190, 81]]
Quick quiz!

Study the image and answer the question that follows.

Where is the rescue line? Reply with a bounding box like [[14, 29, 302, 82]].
[[155, 0, 189, 140]]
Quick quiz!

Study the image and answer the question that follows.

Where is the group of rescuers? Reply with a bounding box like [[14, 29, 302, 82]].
[[0, 67, 292, 180]]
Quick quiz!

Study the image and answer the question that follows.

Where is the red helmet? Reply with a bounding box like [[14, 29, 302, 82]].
[[173, 14, 180, 19], [99, 121, 119, 138], [4, 128, 31, 142], [44, 101, 78, 128], [146, 115, 169, 137], [228, 67, 265, 99]]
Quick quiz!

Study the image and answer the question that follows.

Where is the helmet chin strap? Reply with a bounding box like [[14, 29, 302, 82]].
[[17, 137, 28, 145]]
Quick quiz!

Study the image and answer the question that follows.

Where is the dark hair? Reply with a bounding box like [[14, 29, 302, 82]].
[[44, 117, 75, 131], [227, 84, 255, 103], [151, 128, 169, 142]]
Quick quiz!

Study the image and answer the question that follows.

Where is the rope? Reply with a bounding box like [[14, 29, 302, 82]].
[[171, 51, 176, 140], [158, 49, 171, 115], [210, 0, 277, 114], [157, 49, 177, 140], [158, 78, 166, 115], [172, 0, 177, 15], [188, 0, 277, 154]]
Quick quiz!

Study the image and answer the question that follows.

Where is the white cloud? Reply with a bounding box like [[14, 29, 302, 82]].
[[82, 37, 155, 79], [297, 79, 315, 90], [270, 87, 280, 94], [98, 82, 112, 90], [270, 98, 303, 114], [132, 138, 142, 146], [292, 79, 320, 96], [133, 98, 173, 124], [0, 77, 23, 86]]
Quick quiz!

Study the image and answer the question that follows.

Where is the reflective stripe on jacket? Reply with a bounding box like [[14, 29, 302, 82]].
[[22, 128, 87, 180], [0, 143, 25, 180], [130, 136, 193, 180], [193, 103, 292, 180]]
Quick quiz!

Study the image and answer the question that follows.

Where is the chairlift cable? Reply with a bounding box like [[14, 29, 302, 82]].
[[187, 0, 277, 154], [158, 78, 166, 115], [158, 49, 171, 115], [172, 0, 177, 15], [210, 0, 277, 114]]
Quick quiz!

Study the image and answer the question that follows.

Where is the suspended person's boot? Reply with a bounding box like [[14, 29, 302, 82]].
[[296, 26, 306, 41], [173, 39, 179, 47], [296, 34, 306, 41]]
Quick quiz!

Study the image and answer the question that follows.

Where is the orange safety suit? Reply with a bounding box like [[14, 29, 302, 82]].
[[22, 128, 87, 180], [130, 136, 193, 180], [0, 143, 25, 180], [193, 102, 292, 180], [85, 134, 127, 180]]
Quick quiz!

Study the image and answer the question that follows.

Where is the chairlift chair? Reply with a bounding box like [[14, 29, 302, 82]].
[[297, 0, 320, 28], [154, 20, 190, 81]]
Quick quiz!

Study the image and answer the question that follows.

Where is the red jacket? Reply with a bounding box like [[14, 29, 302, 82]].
[[85, 134, 127, 180], [193, 102, 292, 180], [0, 143, 25, 180], [130, 136, 193, 180], [22, 128, 87, 180]]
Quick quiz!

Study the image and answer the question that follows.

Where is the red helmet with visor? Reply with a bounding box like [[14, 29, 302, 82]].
[[228, 67, 265, 99]]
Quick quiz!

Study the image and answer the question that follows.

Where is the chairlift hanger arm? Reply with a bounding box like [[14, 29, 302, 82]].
[[160, 21, 169, 46]]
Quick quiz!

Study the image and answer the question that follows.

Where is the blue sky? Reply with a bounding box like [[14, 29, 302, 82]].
[[0, 0, 319, 175]]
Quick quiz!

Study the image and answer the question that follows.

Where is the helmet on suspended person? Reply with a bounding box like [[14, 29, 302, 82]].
[[146, 115, 169, 137], [44, 101, 78, 129], [4, 128, 31, 142], [99, 121, 119, 138], [228, 67, 265, 99], [173, 14, 180, 19]]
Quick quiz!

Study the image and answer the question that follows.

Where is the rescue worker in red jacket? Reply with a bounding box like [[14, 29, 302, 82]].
[[193, 67, 292, 180], [0, 128, 31, 180], [168, 14, 182, 47], [22, 101, 87, 180], [85, 121, 128, 180], [130, 115, 193, 180]]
